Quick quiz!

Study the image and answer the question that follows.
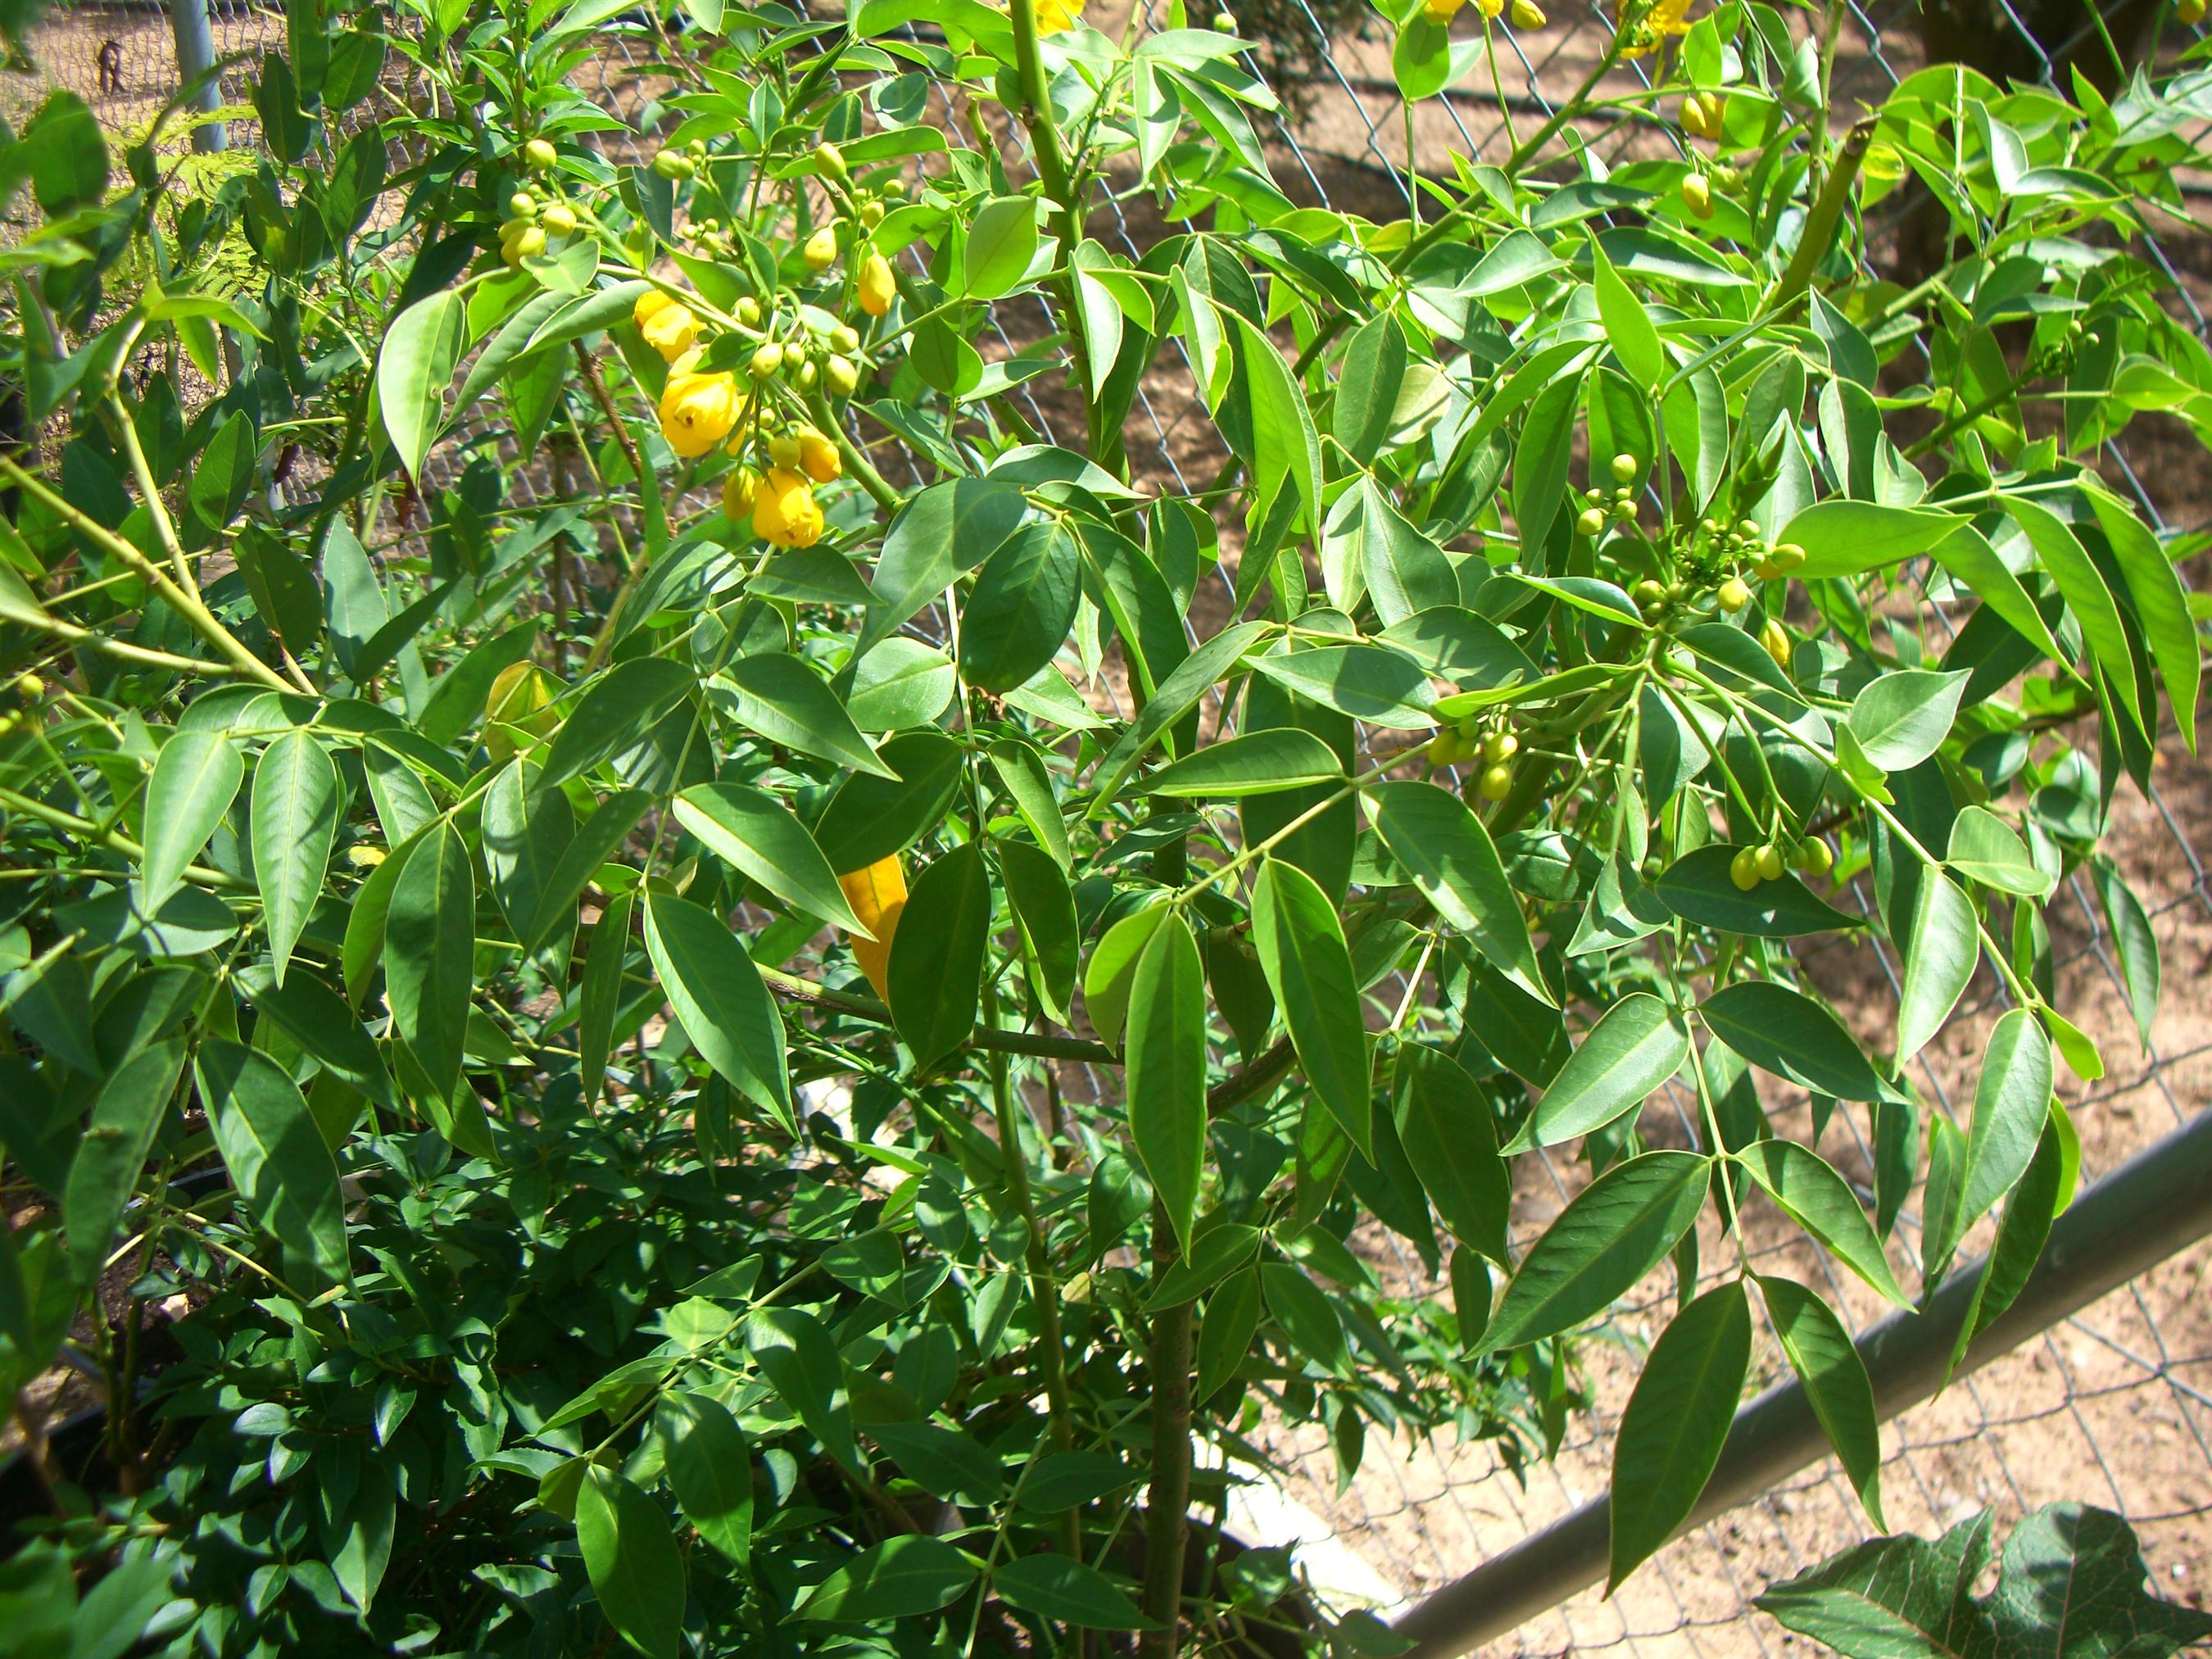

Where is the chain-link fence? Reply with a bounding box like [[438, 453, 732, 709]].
[[9, 0, 2210, 1650], [0, 0, 279, 140]]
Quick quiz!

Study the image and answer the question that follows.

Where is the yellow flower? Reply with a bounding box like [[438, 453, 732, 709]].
[[633, 288, 677, 329], [1422, 0, 1461, 20], [723, 466, 760, 521], [641, 301, 700, 362], [752, 466, 824, 548], [837, 854, 907, 999], [858, 253, 896, 318], [796, 425, 842, 484], [1036, 0, 1086, 32], [1621, 0, 1693, 56], [659, 369, 742, 459]]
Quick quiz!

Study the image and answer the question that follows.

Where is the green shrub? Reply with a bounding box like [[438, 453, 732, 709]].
[[0, 0, 2205, 1653]]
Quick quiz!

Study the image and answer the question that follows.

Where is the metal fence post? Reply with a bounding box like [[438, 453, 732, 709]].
[[168, 0, 229, 152]]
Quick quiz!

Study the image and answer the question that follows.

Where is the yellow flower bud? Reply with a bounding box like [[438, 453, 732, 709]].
[[524, 138, 557, 171], [825, 354, 860, 397], [1730, 847, 1761, 891], [859, 253, 896, 318], [1717, 575, 1751, 613], [659, 369, 743, 459], [796, 426, 842, 484], [805, 224, 839, 271], [641, 301, 700, 362], [541, 203, 577, 236], [1509, 0, 1543, 26], [723, 466, 761, 521], [1681, 173, 1713, 218], [767, 433, 802, 469], [752, 467, 825, 549]]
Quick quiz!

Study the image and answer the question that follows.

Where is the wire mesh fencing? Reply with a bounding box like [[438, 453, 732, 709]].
[[8, 0, 2211, 1650], [0, 0, 281, 141]]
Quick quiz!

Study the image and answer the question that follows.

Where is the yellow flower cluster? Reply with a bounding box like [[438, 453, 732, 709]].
[[990, 0, 1085, 32], [1621, 0, 1693, 57], [752, 466, 825, 549], [660, 360, 744, 459], [634, 288, 699, 360], [1421, 0, 1503, 23]]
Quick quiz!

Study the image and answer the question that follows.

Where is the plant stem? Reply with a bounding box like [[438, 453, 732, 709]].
[[982, 983, 1086, 1605], [1006, 0, 1108, 462], [105, 389, 202, 604], [0, 784, 254, 891], [1139, 1198, 1195, 1659], [0, 456, 292, 693], [577, 344, 654, 675], [755, 961, 1117, 1064], [1505, 41, 1624, 175]]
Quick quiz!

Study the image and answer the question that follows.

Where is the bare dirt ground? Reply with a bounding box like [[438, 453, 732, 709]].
[[6, 3, 2210, 1651]]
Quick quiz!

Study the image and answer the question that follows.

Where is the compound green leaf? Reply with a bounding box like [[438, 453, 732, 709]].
[[1609, 1279, 1750, 1589], [1392, 1043, 1509, 1261], [655, 1393, 753, 1565], [1757, 1274, 1884, 1530], [1510, 992, 1687, 1152], [575, 1466, 684, 1659], [673, 782, 866, 936], [800, 1534, 976, 1621], [1896, 868, 1977, 1065], [1125, 911, 1207, 1258], [194, 1040, 350, 1290], [1481, 1150, 1711, 1353], [383, 821, 475, 1105], [1701, 981, 1887, 1103], [250, 731, 339, 986], [1145, 728, 1344, 797], [642, 890, 791, 1131], [1250, 859, 1371, 1155], [993, 1553, 1154, 1631], [1369, 780, 1551, 1004], [1734, 1139, 1908, 1307], [143, 730, 243, 913], [886, 843, 990, 1067], [959, 521, 1081, 693]]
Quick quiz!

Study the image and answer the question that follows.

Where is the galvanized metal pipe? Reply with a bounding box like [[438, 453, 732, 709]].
[[167, 0, 229, 153], [1390, 1105, 2212, 1659]]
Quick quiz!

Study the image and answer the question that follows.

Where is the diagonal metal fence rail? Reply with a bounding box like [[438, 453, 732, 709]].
[[8, 0, 2210, 1650]]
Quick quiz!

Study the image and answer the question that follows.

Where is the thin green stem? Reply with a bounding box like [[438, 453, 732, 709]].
[[0, 458, 292, 693]]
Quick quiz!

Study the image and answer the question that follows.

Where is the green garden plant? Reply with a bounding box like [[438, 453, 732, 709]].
[[0, 0, 2208, 1652]]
